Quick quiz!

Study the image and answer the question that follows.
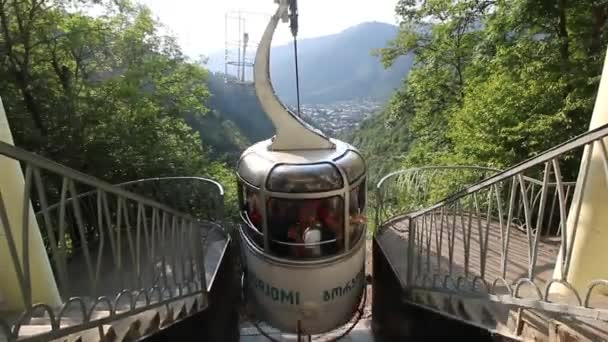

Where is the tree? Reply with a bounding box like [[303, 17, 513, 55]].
[[0, 0, 229, 186], [351, 0, 608, 179]]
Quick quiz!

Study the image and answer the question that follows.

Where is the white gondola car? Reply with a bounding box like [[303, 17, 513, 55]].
[[237, 140, 367, 334], [236, 0, 368, 334]]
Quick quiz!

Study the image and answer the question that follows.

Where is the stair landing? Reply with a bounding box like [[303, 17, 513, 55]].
[[376, 215, 608, 341]]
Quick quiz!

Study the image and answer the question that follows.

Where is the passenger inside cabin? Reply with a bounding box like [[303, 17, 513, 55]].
[[269, 200, 296, 256], [241, 189, 265, 247], [303, 223, 323, 257], [286, 198, 343, 257], [244, 190, 262, 230], [349, 185, 367, 243]]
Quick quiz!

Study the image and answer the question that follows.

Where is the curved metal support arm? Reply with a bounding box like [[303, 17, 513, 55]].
[[254, 0, 335, 151]]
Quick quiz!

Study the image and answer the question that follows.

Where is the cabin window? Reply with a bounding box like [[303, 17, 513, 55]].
[[266, 163, 343, 193], [266, 196, 344, 259], [237, 153, 273, 187], [349, 180, 367, 246], [237, 179, 245, 209], [334, 151, 366, 184], [241, 183, 264, 248]]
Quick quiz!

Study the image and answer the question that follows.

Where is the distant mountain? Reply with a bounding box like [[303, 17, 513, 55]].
[[196, 22, 414, 162], [206, 22, 413, 104]]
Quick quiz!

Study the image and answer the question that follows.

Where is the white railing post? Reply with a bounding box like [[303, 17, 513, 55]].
[[552, 48, 608, 294], [0, 97, 61, 311]]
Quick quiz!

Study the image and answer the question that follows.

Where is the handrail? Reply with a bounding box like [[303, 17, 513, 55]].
[[271, 237, 340, 248], [376, 165, 577, 237], [377, 165, 501, 190], [407, 122, 608, 218], [0, 141, 187, 216], [40, 176, 224, 215], [378, 166, 574, 189], [119, 176, 225, 196], [374, 165, 500, 232], [240, 211, 264, 236]]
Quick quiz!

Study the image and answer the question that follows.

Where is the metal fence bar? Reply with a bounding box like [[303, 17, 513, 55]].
[[21, 166, 33, 309], [563, 145, 593, 278], [0, 192, 28, 308], [0, 142, 189, 216]]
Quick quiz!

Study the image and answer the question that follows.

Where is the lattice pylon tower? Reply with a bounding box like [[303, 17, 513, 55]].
[[224, 10, 268, 85]]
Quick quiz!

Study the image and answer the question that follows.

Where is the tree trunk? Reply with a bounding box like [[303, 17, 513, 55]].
[[0, 1, 46, 135], [557, 0, 570, 74], [590, 5, 607, 57]]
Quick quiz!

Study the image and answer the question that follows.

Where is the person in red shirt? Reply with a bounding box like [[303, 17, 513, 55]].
[[246, 192, 262, 228]]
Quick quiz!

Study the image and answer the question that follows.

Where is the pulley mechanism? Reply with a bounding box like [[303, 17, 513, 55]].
[[289, 0, 298, 37], [288, 0, 301, 117]]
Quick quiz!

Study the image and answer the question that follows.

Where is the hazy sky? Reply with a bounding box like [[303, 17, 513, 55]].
[[139, 0, 400, 58]]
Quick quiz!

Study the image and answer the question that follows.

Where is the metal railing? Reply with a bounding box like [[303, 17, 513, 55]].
[[375, 123, 608, 321], [0, 141, 226, 341], [375, 166, 500, 232], [376, 166, 576, 238]]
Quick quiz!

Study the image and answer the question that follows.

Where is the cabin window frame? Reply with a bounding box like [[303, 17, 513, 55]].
[[264, 195, 345, 260], [236, 155, 367, 261]]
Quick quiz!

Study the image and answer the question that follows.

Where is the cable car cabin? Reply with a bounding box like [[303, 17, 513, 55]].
[[236, 138, 367, 334]]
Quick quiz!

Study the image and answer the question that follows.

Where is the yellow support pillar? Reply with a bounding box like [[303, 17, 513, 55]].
[[0, 97, 61, 311], [552, 50, 608, 295]]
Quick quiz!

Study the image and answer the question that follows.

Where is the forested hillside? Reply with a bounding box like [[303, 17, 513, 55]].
[[184, 72, 274, 163], [0, 0, 236, 194], [343, 91, 412, 180], [349, 0, 608, 184], [205, 73, 273, 142]]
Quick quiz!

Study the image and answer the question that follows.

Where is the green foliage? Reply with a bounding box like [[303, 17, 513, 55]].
[[0, 0, 237, 211], [205, 73, 274, 144], [178, 71, 276, 165], [342, 91, 413, 186], [349, 0, 608, 182]]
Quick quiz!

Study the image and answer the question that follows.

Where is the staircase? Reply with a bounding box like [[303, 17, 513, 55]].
[[373, 123, 608, 341], [0, 141, 230, 342]]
